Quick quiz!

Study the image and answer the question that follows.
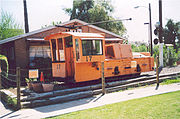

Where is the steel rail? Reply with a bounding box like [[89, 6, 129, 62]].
[[20, 71, 180, 108]]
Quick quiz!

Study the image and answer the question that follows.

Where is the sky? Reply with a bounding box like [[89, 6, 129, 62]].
[[0, 0, 180, 43]]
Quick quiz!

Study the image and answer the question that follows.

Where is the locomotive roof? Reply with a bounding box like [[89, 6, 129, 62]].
[[45, 32, 104, 40], [64, 32, 104, 38]]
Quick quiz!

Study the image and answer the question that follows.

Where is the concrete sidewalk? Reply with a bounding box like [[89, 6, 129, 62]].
[[1, 83, 180, 119]]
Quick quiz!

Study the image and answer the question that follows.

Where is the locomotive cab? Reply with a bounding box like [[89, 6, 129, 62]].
[[45, 32, 154, 83], [45, 32, 105, 82]]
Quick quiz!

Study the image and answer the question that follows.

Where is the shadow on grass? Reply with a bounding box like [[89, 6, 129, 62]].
[[155, 84, 159, 90]]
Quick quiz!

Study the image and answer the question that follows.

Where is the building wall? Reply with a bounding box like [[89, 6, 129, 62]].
[[0, 45, 2, 53], [0, 42, 16, 71], [65, 22, 119, 38], [14, 38, 29, 69], [0, 20, 123, 79], [30, 21, 121, 39]]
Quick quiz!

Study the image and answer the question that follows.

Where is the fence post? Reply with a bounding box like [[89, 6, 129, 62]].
[[16, 67, 21, 109], [101, 62, 105, 95], [156, 56, 159, 86]]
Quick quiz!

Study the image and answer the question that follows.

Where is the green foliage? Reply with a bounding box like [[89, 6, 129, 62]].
[[153, 45, 159, 59], [161, 76, 180, 85], [0, 11, 23, 40], [64, 0, 94, 22], [131, 44, 147, 52], [7, 97, 17, 110], [42, 21, 62, 28], [1, 91, 17, 110], [177, 49, 180, 61], [25, 78, 38, 83], [132, 42, 179, 67], [163, 46, 177, 66], [138, 45, 147, 52], [153, 45, 179, 66], [0, 54, 8, 76], [64, 0, 126, 36], [47, 90, 180, 119], [163, 19, 180, 52]]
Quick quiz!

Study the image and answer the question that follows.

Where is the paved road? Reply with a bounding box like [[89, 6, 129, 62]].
[[0, 83, 180, 119]]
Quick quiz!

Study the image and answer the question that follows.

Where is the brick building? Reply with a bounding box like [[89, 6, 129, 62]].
[[0, 19, 125, 76]]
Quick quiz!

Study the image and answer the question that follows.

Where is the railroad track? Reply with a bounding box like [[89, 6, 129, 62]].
[[21, 71, 180, 108]]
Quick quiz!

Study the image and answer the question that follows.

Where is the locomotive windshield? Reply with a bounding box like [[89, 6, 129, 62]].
[[82, 39, 103, 56]]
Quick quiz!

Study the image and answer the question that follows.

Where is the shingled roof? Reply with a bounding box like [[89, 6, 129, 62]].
[[0, 19, 125, 45]]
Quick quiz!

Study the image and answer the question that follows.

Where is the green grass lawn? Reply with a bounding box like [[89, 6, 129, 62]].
[[47, 90, 180, 119], [161, 76, 180, 85]]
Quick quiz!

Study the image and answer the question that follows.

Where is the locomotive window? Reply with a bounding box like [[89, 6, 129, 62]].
[[51, 39, 57, 61], [65, 36, 73, 47], [106, 46, 115, 57], [82, 40, 103, 56], [58, 38, 63, 50], [58, 38, 65, 61], [75, 39, 80, 61]]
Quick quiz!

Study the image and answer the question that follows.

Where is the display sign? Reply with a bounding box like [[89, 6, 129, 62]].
[[131, 61, 137, 68], [29, 69, 39, 78]]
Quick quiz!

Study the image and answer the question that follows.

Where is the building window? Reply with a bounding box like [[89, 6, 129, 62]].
[[29, 45, 51, 67], [75, 39, 80, 61]]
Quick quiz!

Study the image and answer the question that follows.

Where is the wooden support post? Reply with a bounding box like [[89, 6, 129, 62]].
[[156, 56, 159, 86], [16, 67, 21, 109], [101, 62, 105, 95]]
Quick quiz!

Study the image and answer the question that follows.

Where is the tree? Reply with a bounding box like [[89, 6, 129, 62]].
[[42, 21, 62, 28], [163, 19, 180, 52], [131, 42, 147, 52], [64, 0, 126, 36], [0, 11, 23, 40], [64, 0, 94, 22]]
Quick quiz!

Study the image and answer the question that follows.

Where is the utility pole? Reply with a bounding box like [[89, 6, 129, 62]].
[[159, 0, 163, 67], [23, 0, 29, 33], [134, 4, 153, 56], [149, 3, 153, 56]]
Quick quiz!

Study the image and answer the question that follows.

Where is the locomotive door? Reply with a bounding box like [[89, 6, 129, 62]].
[[64, 36, 75, 79]]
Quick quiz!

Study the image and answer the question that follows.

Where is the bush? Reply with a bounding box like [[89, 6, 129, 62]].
[[163, 46, 177, 66], [177, 48, 180, 61], [1, 91, 17, 110], [153, 45, 178, 67], [153, 45, 159, 59], [0, 54, 8, 76], [131, 44, 147, 52]]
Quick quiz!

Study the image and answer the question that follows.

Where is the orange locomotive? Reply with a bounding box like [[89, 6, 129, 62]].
[[45, 32, 154, 83]]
